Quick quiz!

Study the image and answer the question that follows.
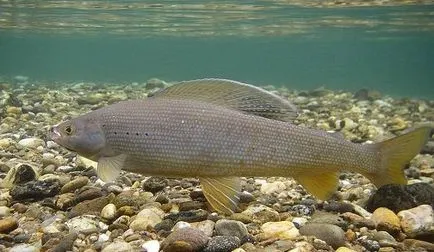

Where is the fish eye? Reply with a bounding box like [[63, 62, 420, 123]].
[[64, 125, 74, 135]]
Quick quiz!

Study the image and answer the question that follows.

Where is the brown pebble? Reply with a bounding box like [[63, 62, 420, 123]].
[[0, 217, 18, 233], [164, 240, 194, 252], [345, 229, 357, 242], [60, 177, 89, 194], [117, 206, 136, 216], [179, 201, 205, 211], [75, 187, 103, 202], [11, 203, 28, 213], [404, 239, 434, 251]]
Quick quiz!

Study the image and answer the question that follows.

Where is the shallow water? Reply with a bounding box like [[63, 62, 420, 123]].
[[1, 0, 433, 98]]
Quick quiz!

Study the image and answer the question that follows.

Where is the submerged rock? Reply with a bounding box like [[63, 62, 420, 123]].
[[371, 207, 401, 236], [259, 221, 300, 240], [101, 240, 133, 252], [10, 180, 60, 201], [397, 204, 434, 239], [0, 217, 18, 233], [299, 223, 346, 249], [214, 219, 248, 240], [161, 227, 209, 252], [366, 183, 434, 213], [203, 236, 241, 252]]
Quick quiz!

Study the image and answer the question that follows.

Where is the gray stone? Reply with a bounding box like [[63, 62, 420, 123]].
[[18, 137, 45, 148], [101, 240, 133, 252], [299, 223, 346, 249], [398, 204, 434, 238], [203, 236, 241, 252], [10, 180, 60, 201], [60, 176, 89, 193], [161, 227, 209, 252], [367, 183, 434, 213], [215, 219, 248, 240]]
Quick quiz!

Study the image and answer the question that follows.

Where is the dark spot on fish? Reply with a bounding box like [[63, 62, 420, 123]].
[[114, 132, 117, 135], [126, 132, 129, 135], [136, 133, 139, 136], [145, 133, 149, 136], [102, 124, 106, 127]]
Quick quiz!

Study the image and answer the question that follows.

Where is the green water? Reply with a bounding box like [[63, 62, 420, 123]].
[[1, 1, 433, 98]]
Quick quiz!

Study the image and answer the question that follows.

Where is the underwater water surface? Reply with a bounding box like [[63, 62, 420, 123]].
[[0, 0, 433, 98]]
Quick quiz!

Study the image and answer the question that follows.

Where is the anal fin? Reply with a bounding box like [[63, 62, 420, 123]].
[[295, 171, 339, 201], [199, 177, 241, 215], [97, 154, 127, 182]]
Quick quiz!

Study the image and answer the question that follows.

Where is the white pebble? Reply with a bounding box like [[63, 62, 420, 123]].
[[101, 203, 117, 220], [142, 240, 160, 252], [172, 221, 191, 231], [18, 137, 45, 148]]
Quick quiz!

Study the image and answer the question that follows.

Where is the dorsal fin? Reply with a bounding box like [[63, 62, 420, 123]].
[[148, 78, 298, 122]]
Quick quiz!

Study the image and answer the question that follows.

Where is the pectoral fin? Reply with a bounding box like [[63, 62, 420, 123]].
[[295, 172, 339, 200], [199, 177, 241, 215], [97, 154, 127, 182]]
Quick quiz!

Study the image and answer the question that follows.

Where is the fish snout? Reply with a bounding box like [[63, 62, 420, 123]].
[[48, 126, 62, 142]]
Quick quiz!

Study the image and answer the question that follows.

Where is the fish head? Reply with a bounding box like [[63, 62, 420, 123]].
[[49, 117, 106, 159]]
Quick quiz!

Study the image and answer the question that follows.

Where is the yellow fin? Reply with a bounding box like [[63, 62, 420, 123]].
[[199, 177, 241, 215], [97, 154, 126, 182], [295, 172, 339, 200], [365, 126, 431, 187], [149, 78, 298, 122]]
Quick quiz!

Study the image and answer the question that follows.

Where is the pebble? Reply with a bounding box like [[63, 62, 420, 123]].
[[101, 203, 117, 220], [101, 240, 133, 252], [173, 221, 191, 231], [18, 137, 45, 148], [214, 219, 248, 240], [66, 215, 102, 233], [372, 230, 399, 247], [292, 217, 308, 228], [397, 204, 434, 238], [309, 211, 348, 229], [142, 240, 160, 252], [341, 212, 375, 229], [260, 181, 286, 195], [161, 227, 209, 252], [323, 201, 355, 213], [259, 221, 300, 240], [203, 236, 241, 252], [142, 177, 168, 193], [60, 176, 89, 193], [0, 217, 18, 233], [0, 138, 13, 149], [371, 207, 401, 235], [53, 232, 78, 252], [190, 220, 215, 237], [69, 195, 113, 218], [9, 244, 40, 252], [335, 247, 357, 252], [130, 208, 163, 231], [241, 204, 280, 224], [403, 238, 434, 251], [0, 206, 11, 217], [299, 223, 346, 249]]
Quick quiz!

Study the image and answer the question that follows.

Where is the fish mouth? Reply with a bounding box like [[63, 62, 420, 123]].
[[49, 126, 62, 142]]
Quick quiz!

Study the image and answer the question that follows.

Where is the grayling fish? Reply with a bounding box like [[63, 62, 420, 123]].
[[50, 78, 431, 214]]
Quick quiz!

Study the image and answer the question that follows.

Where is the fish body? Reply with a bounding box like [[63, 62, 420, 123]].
[[50, 79, 431, 214]]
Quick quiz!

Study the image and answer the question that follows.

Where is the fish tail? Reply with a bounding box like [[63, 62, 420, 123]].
[[363, 126, 431, 187]]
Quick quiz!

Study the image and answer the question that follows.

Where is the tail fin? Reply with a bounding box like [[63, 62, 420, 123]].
[[364, 126, 432, 187]]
